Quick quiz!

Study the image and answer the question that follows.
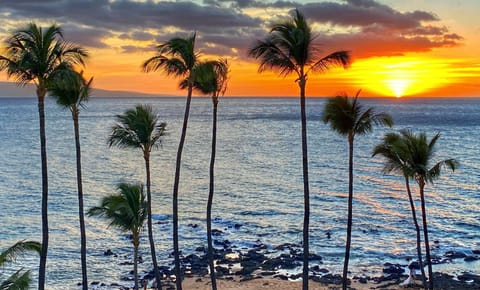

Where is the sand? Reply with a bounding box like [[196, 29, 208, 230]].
[[181, 277, 407, 290]]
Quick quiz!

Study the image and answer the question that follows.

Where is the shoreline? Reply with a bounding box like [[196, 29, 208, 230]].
[[91, 241, 480, 289]]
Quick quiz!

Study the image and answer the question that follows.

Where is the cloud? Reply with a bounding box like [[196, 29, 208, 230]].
[[0, 0, 463, 59]]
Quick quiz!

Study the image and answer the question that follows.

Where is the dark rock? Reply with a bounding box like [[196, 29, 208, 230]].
[[383, 263, 405, 275], [308, 253, 322, 261], [215, 266, 230, 276], [445, 251, 467, 259], [464, 256, 480, 262], [90, 281, 100, 285], [259, 271, 276, 276], [240, 275, 261, 282], [195, 246, 206, 252], [212, 229, 223, 236], [214, 239, 231, 248], [472, 249, 480, 255], [273, 274, 289, 280], [188, 223, 199, 228], [233, 223, 242, 229], [104, 249, 114, 256], [262, 253, 300, 271], [310, 265, 329, 273], [457, 272, 480, 282], [358, 277, 368, 284], [311, 274, 344, 285], [274, 243, 299, 251]]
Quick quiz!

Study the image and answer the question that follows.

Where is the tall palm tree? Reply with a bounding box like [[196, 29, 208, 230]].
[[372, 132, 427, 290], [182, 59, 229, 290], [142, 33, 198, 290], [88, 183, 148, 290], [0, 240, 41, 290], [0, 23, 88, 289], [47, 70, 92, 290], [108, 105, 167, 290], [322, 90, 393, 289], [394, 130, 457, 290], [249, 9, 350, 290]]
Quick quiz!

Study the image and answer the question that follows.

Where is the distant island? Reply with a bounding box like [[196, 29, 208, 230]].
[[0, 81, 171, 98]]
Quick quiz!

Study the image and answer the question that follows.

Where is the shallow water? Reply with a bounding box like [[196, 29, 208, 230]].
[[0, 96, 479, 289]]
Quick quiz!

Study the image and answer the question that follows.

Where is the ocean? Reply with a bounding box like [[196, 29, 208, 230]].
[[0, 96, 479, 289]]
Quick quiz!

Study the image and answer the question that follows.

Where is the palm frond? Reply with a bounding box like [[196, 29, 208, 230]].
[[323, 90, 393, 138], [0, 23, 87, 89], [310, 50, 351, 73], [0, 241, 41, 266], [108, 105, 167, 153], [88, 182, 147, 236], [1, 269, 32, 290]]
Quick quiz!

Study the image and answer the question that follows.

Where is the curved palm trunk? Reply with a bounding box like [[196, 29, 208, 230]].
[[37, 88, 49, 290], [73, 112, 88, 290], [405, 176, 427, 290], [145, 155, 162, 290], [207, 99, 218, 290], [342, 136, 354, 290], [419, 180, 434, 290], [173, 85, 194, 290], [299, 77, 310, 290], [133, 234, 140, 290]]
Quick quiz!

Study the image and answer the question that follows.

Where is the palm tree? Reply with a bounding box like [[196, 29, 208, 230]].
[[88, 183, 148, 290], [142, 33, 199, 290], [47, 70, 92, 290], [322, 90, 393, 289], [182, 59, 229, 290], [108, 105, 167, 289], [0, 240, 41, 290], [249, 10, 350, 289], [393, 130, 457, 290], [0, 23, 88, 289], [372, 132, 427, 290]]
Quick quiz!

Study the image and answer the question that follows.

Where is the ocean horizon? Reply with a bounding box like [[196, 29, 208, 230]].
[[1, 96, 479, 289]]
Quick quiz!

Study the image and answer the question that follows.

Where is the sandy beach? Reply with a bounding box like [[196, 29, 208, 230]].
[[182, 277, 405, 290]]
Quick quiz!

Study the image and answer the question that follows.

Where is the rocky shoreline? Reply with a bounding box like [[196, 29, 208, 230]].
[[87, 238, 480, 290]]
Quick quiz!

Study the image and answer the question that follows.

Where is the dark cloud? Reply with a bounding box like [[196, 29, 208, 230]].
[[0, 0, 463, 59], [62, 25, 112, 48], [302, 1, 438, 29]]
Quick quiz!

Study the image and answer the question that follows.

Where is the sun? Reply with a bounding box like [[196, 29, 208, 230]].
[[338, 56, 455, 98], [384, 78, 412, 98]]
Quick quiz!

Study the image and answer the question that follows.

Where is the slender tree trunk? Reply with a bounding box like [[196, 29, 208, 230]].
[[207, 99, 218, 290], [405, 176, 427, 290], [73, 112, 88, 290], [145, 155, 162, 290], [37, 87, 48, 290], [419, 180, 434, 290], [173, 85, 193, 290], [342, 136, 354, 290], [133, 235, 139, 290], [299, 77, 310, 290]]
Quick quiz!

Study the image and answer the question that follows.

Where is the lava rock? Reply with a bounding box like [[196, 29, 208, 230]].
[[104, 249, 114, 256], [444, 251, 467, 259]]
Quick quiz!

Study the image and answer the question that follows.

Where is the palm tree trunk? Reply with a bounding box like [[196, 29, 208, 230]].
[[405, 176, 427, 290], [145, 155, 162, 290], [133, 235, 140, 290], [173, 85, 194, 290], [299, 77, 310, 290], [207, 99, 218, 290], [419, 181, 434, 290], [73, 112, 88, 290], [37, 87, 48, 290], [342, 136, 354, 290]]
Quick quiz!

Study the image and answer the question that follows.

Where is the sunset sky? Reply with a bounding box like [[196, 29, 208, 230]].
[[1, 0, 479, 97]]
